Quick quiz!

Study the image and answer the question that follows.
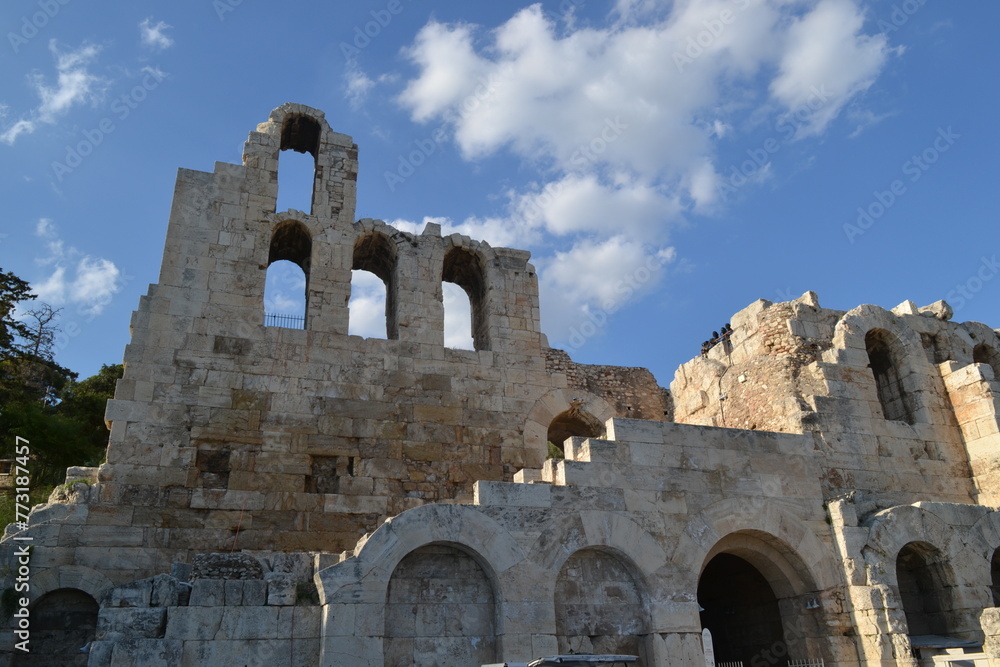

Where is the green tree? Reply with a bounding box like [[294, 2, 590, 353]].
[[0, 268, 120, 485]]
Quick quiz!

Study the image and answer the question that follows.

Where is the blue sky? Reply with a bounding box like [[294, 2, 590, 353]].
[[1, 0, 997, 388]]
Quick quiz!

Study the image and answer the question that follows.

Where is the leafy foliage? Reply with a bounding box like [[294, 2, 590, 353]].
[[0, 268, 121, 486]]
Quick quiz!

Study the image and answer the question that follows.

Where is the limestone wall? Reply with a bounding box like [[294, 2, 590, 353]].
[[672, 291, 1000, 511]]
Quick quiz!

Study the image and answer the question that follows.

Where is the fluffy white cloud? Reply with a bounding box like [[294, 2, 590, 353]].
[[31, 219, 124, 317], [386, 0, 896, 348], [1, 41, 106, 145], [771, 0, 895, 137], [139, 18, 174, 51]]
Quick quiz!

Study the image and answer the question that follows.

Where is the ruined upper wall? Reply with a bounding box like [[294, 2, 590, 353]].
[[671, 291, 1000, 510], [72, 104, 669, 581]]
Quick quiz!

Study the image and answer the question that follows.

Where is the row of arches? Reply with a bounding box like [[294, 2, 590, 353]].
[[317, 501, 838, 667], [262, 220, 491, 350], [862, 325, 1000, 426]]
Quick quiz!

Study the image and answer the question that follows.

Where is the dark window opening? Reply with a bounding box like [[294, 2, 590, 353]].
[[442, 247, 489, 351], [305, 455, 354, 494], [547, 405, 604, 459], [866, 329, 916, 424], [196, 448, 230, 489], [973, 343, 1000, 381], [350, 234, 397, 340]]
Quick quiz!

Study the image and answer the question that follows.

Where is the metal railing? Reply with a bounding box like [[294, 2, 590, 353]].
[[264, 312, 305, 329]]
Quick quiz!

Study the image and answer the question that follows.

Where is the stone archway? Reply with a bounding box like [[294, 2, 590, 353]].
[[554, 547, 648, 661], [698, 553, 786, 666], [384, 543, 498, 667], [13, 588, 98, 667], [692, 525, 830, 667]]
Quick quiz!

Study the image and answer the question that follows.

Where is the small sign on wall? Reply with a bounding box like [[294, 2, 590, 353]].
[[703, 628, 715, 667]]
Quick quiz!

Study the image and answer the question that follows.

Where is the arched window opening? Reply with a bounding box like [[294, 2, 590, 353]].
[[990, 548, 1000, 607], [276, 115, 320, 214], [14, 588, 98, 667], [442, 282, 474, 350], [973, 343, 1000, 381], [556, 548, 648, 662], [350, 234, 397, 339], [442, 247, 488, 351], [547, 403, 604, 459], [265, 221, 311, 329], [385, 544, 497, 666], [896, 542, 958, 637], [698, 553, 786, 667], [866, 329, 915, 424]]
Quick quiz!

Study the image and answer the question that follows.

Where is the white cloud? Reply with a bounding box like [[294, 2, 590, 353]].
[[31, 219, 124, 317], [442, 282, 474, 350], [390, 1, 895, 347], [347, 270, 388, 339], [344, 63, 375, 110], [771, 0, 897, 137], [263, 260, 306, 315], [139, 18, 174, 51], [1, 41, 106, 145]]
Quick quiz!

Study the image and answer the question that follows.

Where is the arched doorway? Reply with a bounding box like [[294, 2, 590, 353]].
[[384, 544, 497, 667], [555, 548, 648, 663], [698, 553, 786, 665], [896, 541, 959, 637], [547, 404, 603, 459], [13, 588, 98, 666], [697, 530, 824, 666]]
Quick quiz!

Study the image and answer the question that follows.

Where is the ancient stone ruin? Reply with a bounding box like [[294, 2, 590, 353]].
[[3, 103, 1000, 667]]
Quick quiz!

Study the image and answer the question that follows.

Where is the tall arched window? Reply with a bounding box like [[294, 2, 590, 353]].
[[264, 221, 311, 329], [442, 247, 488, 351], [276, 115, 320, 214], [350, 233, 397, 339], [973, 343, 1000, 381], [866, 328, 915, 424]]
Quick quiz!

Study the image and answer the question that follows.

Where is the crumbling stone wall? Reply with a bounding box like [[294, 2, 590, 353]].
[[671, 291, 994, 511], [545, 348, 671, 422]]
